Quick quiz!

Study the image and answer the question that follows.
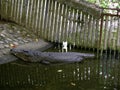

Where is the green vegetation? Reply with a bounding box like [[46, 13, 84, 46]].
[[86, 0, 120, 8]]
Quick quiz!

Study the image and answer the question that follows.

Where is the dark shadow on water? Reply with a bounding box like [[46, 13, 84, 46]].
[[0, 47, 120, 90]]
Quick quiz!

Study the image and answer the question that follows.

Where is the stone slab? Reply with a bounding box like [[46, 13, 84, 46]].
[[15, 39, 52, 51]]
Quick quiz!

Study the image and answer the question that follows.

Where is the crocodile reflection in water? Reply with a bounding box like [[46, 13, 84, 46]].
[[10, 48, 95, 64]]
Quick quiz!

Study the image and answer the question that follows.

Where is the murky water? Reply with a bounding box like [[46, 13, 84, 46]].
[[0, 48, 120, 90]]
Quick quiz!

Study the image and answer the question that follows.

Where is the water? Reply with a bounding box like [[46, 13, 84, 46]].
[[0, 48, 120, 90]]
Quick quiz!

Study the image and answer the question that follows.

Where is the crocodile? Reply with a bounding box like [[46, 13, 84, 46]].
[[10, 48, 95, 64]]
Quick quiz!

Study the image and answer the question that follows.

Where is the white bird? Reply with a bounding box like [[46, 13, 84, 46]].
[[62, 41, 68, 52]]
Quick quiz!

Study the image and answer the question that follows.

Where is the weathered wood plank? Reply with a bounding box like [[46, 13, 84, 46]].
[[52, 1, 58, 42], [34, 0, 40, 37], [53, 2, 61, 42], [60, 4, 66, 42], [116, 18, 120, 49], [91, 17, 96, 50], [40, 0, 46, 38], [28, 0, 33, 28], [19, 0, 24, 24], [50, 0, 56, 41]]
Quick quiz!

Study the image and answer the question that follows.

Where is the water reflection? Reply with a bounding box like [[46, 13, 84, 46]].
[[0, 54, 120, 90]]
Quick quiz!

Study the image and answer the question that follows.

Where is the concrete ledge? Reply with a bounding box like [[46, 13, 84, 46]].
[[15, 39, 53, 51]]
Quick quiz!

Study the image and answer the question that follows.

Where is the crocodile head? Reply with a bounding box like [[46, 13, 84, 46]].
[[10, 48, 33, 62]]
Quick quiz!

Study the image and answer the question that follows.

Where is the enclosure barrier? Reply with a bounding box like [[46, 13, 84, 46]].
[[100, 8, 120, 55], [0, 0, 120, 53]]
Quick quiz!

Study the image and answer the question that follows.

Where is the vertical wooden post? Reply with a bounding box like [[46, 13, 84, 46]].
[[25, 0, 30, 27], [27, 0, 32, 28], [78, 11, 82, 47], [52, 1, 59, 42], [80, 12, 85, 48], [116, 17, 120, 51], [4, 0, 7, 19], [34, 0, 40, 37], [64, 5, 69, 42], [0, 0, 1, 20], [65, 6, 70, 44], [72, 9, 77, 47], [32, 0, 38, 33], [9, 0, 12, 20], [19, 0, 24, 24], [30, 0, 35, 29], [91, 17, 96, 50], [54, 3, 61, 42], [75, 9, 79, 47], [14, 0, 18, 21], [5, 0, 9, 20], [61, 4, 66, 42], [16, 0, 21, 23], [87, 15, 92, 49], [16, 0, 19, 23], [16, 0, 19, 21], [13, 0, 16, 21], [83, 13, 88, 49], [43, 0, 50, 39], [50, 0, 56, 42], [46, 0, 52, 40], [103, 16, 109, 50], [99, 14, 104, 53], [17, 0, 20, 22], [67, 7, 74, 46], [1, 0, 5, 19], [86, 14, 90, 49], [99, 14, 104, 50], [28, 0, 33, 28], [44, 0, 51, 39], [40, 0, 46, 38], [63, 4, 68, 42], [108, 16, 113, 50], [37, 0, 42, 37], [10, 0, 14, 21], [95, 19, 100, 55], [70, 9, 75, 46], [44, 0, 50, 39], [67, 7, 71, 45], [18, 0, 22, 23], [53, 1, 59, 42], [57, 4, 64, 43], [112, 16, 117, 51], [47, 0, 53, 40]]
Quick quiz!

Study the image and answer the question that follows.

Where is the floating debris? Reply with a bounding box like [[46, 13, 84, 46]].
[[70, 82, 76, 86], [57, 69, 63, 73], [35, 39, 39, 42]]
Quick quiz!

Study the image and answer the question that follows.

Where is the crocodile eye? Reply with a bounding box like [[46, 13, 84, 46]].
[[23, 50, 29, 53]]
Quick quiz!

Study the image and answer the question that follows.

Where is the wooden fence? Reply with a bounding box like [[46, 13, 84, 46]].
[[0, 0, 120, 52], [100, 8, 120, 55]]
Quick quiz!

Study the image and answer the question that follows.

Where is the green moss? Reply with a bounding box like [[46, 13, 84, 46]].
[[55, 0, 102, 18]]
